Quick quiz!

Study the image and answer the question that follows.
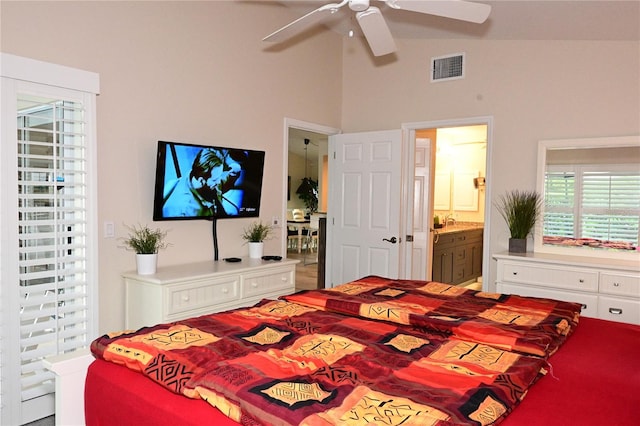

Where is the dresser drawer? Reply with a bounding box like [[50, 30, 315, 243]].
[[242, 267, 295, 298], [167, 276, 240, 316], [598, 295, 640, 325], [500, 261, 598, 292], [497, 283, 598, 318], [600, 273, 640, 298], [124, 258, 299, 330]]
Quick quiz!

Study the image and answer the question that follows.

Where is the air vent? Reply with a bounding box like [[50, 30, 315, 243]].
[[431, 53, 465, 82]]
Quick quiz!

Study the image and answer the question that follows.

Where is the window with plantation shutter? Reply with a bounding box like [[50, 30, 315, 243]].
[[1, 53, 99, 425], [18, 96, 89, 398], [544, 164, 640, 245], [581, 169, 640, 243], [543, 169, 575, 238]]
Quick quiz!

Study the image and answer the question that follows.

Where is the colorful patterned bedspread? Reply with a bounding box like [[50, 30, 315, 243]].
[[91, 296, 551, 425], [283, 276, 582, 357]]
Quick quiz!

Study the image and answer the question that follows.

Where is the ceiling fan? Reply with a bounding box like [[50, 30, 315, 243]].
[[263, 0, 491, 57]]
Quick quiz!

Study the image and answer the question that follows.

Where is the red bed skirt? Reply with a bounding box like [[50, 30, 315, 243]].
[[85, 317, 639, 425]]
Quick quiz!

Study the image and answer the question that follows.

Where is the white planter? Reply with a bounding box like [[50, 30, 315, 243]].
[[136, 253, 158, 275], [248, 242, 264, 259]]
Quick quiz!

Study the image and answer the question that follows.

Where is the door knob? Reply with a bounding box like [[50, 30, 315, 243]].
[[382, 237, 397, 244]]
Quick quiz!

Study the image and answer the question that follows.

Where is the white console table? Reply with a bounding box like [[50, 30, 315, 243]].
[[124, 257, 299, 330], [494, 252, 639, 325]]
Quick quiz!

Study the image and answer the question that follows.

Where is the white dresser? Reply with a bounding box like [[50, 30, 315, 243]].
[[124, 258, 298, 330], [494, 252, 639, 325]]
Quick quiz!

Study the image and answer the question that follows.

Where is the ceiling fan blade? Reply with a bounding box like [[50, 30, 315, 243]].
[[263, 2, 346, 43], [356, 7, 397, 57], [386, 0, 491, 24]]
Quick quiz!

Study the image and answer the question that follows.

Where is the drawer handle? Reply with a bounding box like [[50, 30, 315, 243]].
[[578, 279, 584, 283], [222, 288, 229, 294], [512, 272, 518, 276], [252, 282, 258, 288], [182, 295, 190, 302], [613, 282, 620, 287], [581, 303, 587, 310], [609, 307, 623, 315]]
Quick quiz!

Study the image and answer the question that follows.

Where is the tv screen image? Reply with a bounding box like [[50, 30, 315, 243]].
[[153, 141, 265, 221]]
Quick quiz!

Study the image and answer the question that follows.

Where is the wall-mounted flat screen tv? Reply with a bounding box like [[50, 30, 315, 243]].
[[153, 141, 265, 221]]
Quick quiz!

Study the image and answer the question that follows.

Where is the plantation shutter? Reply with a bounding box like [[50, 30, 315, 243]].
[[1, 53, 99, 425], [543, 169, 575, 237], [18, 95, 90, 401], [544, 164, 640, 245], [581, 169, 640, 243]]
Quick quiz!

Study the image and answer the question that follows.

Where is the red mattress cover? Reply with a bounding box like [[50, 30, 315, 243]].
[[85, 316, 639, 425]]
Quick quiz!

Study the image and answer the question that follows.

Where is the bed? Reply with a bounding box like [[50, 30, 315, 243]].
[[86, 276, 639, 425]]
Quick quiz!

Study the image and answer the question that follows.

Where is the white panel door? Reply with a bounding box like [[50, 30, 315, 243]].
[[329, 130, 402, 286], [408, 138, 433, 280]]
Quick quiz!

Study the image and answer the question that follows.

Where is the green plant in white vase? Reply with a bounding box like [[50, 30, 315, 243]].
[[241, 220, 272, 243], [122, 224, 170, 253], [242, 221, 272, 258], [121, 224, 170, 274]]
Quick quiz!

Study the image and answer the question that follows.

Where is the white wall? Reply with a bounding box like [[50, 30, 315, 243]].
[[340, 38, 639, 290], [1, 1, 343, 333]]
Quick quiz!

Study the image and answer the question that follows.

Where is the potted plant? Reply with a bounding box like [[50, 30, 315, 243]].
[[121, 224, 170, 274], [296, 177, 318, 214], [495, 190, 543, 253], [434, 215, 443, 229], [241, 220, 272, 258]]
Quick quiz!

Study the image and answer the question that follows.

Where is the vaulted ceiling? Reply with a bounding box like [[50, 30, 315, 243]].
[[282, 1, 638, 161], [271, 0, 639, 41]]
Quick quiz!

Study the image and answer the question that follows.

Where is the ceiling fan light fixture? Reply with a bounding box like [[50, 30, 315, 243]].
[[349, 0, 370, 12]]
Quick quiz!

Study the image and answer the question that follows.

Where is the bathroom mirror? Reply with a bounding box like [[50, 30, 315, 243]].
[[534, 135, 640, 261]]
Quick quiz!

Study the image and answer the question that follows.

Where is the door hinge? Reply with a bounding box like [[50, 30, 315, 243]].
[[406, 235, 414, 242]]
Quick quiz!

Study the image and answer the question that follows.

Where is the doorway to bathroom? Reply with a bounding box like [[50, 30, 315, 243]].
[[405, 118, 490, 290]]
